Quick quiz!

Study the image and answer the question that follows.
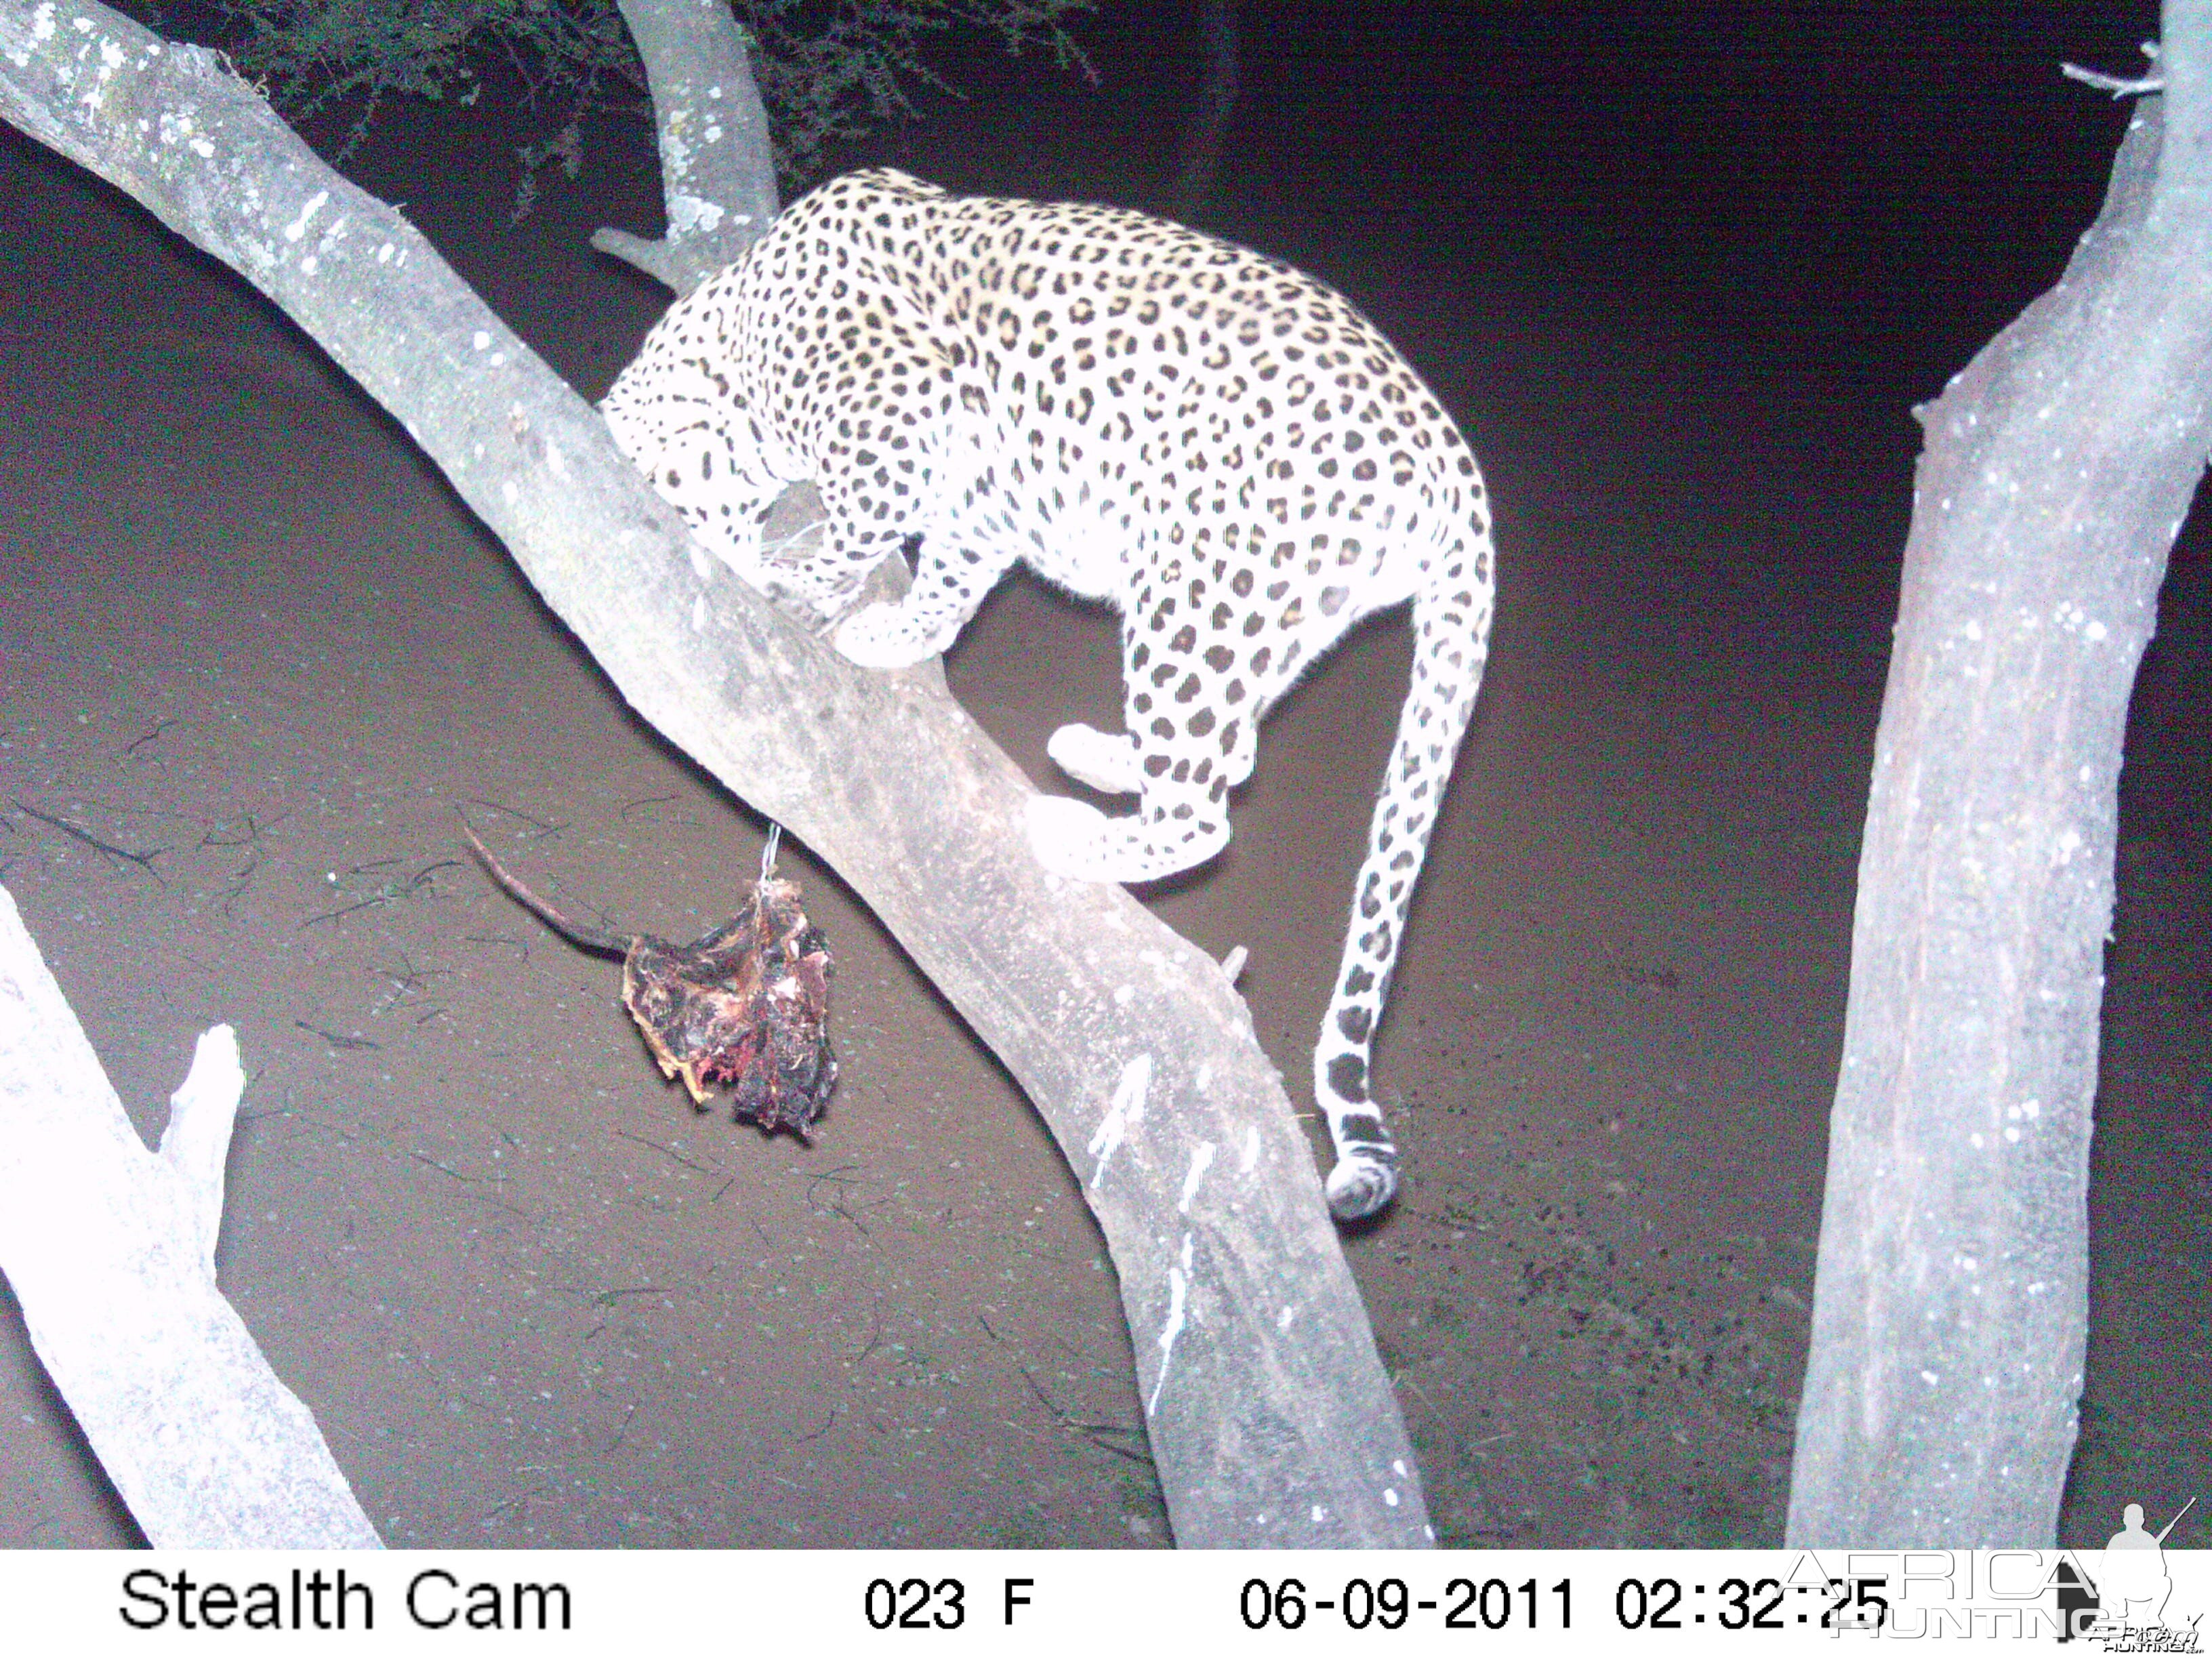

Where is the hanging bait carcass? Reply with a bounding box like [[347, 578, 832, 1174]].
[[463, 820, 836, 1133]]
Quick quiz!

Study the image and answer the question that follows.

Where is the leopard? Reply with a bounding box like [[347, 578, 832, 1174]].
[[600, 167, 1495, 1221]]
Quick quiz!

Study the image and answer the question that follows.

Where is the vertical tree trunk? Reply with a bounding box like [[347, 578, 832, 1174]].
[[1174, 0, 1238, 220], [589, 0, 780, 291], [1788, 9, 2212, 1544]]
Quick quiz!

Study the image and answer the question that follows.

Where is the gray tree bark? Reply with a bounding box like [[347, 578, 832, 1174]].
[[591, 0, 779, 291], [0, 890, 381, 1547], [1787, 5, 2212, 1544], [0, 0, 1433, 1547]]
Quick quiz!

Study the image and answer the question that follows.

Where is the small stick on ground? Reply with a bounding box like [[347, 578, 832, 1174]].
[[14, 800, 167, 885]]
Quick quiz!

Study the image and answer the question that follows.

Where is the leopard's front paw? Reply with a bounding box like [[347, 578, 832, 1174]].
[[833, 602, 948, 669]]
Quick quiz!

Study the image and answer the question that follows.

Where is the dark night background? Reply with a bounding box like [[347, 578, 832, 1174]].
[[1, 0, 2204, 1547]]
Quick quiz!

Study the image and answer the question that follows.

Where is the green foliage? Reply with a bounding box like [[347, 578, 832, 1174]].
[[182, 0, 1093, 197], [741, 0, 1093, 176]]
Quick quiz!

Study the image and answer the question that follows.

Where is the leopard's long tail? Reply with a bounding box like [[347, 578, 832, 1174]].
[[1313, 529, 1496, 1221]]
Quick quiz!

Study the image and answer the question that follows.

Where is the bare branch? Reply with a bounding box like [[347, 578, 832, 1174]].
[[2062, 40, 2164, 98], [0, 893, 380, 1547]]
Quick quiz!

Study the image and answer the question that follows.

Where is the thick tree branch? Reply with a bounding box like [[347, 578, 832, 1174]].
[[1787, 26, 2212, 1544], [590, 0, 778, 291], [0, 0, 1433, 1546], [0, 889, 381, 1547]]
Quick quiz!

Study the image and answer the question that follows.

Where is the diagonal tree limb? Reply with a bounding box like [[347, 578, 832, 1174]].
[[0, 0, 1433, 1545], [0, 888, 381, 1547]]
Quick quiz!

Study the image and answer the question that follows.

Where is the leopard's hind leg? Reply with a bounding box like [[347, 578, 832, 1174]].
[[1029, 602, 1254, 882]]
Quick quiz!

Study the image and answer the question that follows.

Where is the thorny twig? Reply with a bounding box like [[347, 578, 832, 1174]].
[[979, 1314, 1153, 1468], [295, 1018, 378, 1050], [591, 1285, 668, 1307], [855, 1298, 887, 1365], [214, 855, 259, 916], [615, 1128, 722, 1176], [121, 716, 187, 758], [14, 800, 167, 884], [409, 1150, 473, 1183], [300, 857, 462, 928], [201, 810, 291, 852], [800, 1164, 878, 1235], [478, 1485, 548, 1525], [202, 810, 289, 916], [371, 949, 454, 1016], [465, 798, 566, 837]]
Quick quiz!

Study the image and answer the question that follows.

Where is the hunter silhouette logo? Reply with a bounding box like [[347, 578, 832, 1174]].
[[2057, 1496, 2203, 1647]]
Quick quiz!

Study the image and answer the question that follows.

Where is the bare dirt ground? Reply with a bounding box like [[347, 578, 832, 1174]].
[[2, 39, 2205, 1551]]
